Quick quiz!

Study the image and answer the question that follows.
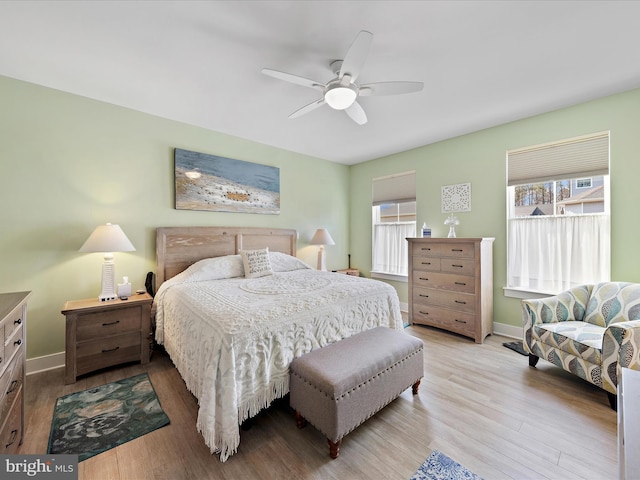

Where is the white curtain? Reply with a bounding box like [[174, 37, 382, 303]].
[[508, 214, 610, 293], [372, 222, 415, 276]]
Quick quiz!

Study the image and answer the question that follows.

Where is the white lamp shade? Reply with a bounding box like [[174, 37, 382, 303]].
[[310, 228, 335, 246], [79, 223, 136, 253]]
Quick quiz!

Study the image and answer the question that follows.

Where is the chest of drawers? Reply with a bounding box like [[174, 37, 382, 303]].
[[62, 293, 152, 384], [0, 291, 29, 454], [407, 238, 494, 343]]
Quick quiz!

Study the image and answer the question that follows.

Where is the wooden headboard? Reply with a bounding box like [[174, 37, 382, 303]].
[[156, 226, 297, 286]]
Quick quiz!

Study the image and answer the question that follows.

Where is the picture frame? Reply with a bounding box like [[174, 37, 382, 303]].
[[174, 148, 280, 214]]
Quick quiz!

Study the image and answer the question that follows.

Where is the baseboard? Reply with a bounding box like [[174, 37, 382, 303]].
[[493, 321, 522, 340], [27, 351, 65, 375]]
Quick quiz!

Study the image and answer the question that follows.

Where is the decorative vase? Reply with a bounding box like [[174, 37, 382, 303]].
[[444, 214, 459, 238]]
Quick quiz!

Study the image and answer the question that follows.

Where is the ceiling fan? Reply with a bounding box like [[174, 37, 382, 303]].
[[262, 30, 424, 125]]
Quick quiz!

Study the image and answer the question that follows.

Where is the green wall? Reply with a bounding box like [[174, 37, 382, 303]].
[[4, 73, 640, 361], [0, 76, 350, 360], [350, 87, 640, 331]]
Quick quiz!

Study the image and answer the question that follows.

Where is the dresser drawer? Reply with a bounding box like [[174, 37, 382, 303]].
[[412, 271, 475, 294], [413, 287, 476, 314], [0, 353, 23, 423], [76, 307, 142, 342], [413, 256, 441, 272], [0, 386, 22, 455], [440, 257, 476, 275], [76, 332, 141, 375], [3, 323, 24, 365], [412, 242, 447, 257], [412, 304, 476, 336]]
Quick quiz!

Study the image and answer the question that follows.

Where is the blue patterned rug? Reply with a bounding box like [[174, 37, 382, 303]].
[[410, 450, 484, 480], [48, 373, 170, 461]]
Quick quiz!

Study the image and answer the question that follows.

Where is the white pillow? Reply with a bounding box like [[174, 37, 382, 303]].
[[174, 255, 244, 283], [269, 251, 312, 272], [241, 248, 273, 278]]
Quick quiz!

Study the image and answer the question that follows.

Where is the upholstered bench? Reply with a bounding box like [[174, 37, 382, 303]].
[[289, 326, 424, 458]]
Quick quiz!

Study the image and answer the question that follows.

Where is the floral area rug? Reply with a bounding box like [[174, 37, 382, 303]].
[[48, 373, 170, 461], [410, 449, 484, 480]]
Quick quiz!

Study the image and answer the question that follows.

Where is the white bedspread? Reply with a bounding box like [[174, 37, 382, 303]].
[[153, 254, 402, 461]]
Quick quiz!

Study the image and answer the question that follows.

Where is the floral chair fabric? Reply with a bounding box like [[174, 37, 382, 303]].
[[522, 282, 640, 404]]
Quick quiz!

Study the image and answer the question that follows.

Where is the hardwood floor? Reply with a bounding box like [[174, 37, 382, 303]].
[[19, 326, 618, 479]]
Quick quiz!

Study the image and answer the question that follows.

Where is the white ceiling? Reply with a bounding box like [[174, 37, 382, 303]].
[[2, 1, 640, 165]]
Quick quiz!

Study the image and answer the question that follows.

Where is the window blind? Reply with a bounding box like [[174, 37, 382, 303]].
[[507, 132, 609, 186], [372, 171, 416, 205]]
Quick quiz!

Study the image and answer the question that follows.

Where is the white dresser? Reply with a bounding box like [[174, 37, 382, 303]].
[[407, 238, 494, 343]]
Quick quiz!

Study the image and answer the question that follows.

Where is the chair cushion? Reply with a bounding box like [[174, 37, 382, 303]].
[[535, 321, 604, 364], [584, 282, 640, 327]]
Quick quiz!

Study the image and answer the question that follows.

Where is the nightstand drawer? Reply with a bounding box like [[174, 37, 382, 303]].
[[76, 307, 142, 342], [76, 332, 142, 375]]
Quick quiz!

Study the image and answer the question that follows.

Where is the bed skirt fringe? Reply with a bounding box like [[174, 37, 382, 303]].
[[198, 376, 290, 462]]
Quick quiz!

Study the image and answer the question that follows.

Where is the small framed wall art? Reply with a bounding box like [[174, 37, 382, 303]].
[[441, 182, 471, 213]]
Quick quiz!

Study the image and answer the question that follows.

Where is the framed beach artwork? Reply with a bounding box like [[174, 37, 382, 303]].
[[174, 148, 280, 214]]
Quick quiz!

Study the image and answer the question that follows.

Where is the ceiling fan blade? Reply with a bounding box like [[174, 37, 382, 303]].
[[261, 68, 325, 90], [359, 81, 424, 96], [339, 30, 373, 82], [345, 101, 367, 125], [289, 98, 326, 119]]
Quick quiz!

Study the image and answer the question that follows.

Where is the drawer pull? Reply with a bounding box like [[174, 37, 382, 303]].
[[13, 339, 22, 346], [421, 247, 431, 251], [454, 282, 467, 286], [102, 320, 120, 326], [14, 318, 22, 325], [102, 346, 120, 353], [5, 429, 18, 448], [421, 262, 432, 265], [419, 311, 429, 315], [7, 380, 19, 394], [454, 300, 467, 304], [419, 294, 429, 298], [455, 319, 467, 324], [419, 277, 429, 281], [452, 264, 464, 268], [452, 249, 463, 252]]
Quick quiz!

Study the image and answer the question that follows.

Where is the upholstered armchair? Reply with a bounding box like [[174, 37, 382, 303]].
[[522, 282, 640, 409]]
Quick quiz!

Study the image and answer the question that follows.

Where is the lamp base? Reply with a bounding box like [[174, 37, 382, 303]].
[[317, 246, 327, 271], [99, 260, 118, 302]]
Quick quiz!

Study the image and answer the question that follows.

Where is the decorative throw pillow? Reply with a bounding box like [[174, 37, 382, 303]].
[[240, 248, 273, 278]]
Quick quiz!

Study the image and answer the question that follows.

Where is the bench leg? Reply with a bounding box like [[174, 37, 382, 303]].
[[412, 379, 421, 395], [295, 411, 307, 429], [328, 438, 341, 459]]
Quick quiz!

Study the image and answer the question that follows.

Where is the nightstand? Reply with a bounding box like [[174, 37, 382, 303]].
[[62, 293, 152, 384], [336, 268, 360, 276]]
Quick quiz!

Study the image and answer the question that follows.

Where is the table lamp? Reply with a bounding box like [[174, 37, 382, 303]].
[[310, 228, 335, 271], [79, 223, 136, 301]]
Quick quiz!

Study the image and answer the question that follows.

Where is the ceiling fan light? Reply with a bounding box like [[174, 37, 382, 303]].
[[324, 85, 357, 110]]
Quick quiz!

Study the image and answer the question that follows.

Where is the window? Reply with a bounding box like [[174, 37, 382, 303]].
[[576, 178, 592, 189], [507, 132, 610, 294], [371, 172, 416, 279]]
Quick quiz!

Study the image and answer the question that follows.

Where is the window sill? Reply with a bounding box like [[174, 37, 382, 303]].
[[503, 287, 556, 299], [371, 271, 408, 283]]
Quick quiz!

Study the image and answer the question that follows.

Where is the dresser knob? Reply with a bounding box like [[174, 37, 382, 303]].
[[14, 318, 21, 325], [102, 346, 120, 353], [14, 339, 22, 346]]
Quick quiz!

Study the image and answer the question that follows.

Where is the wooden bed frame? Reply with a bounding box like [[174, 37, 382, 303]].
[[156, 226, 297, 286]]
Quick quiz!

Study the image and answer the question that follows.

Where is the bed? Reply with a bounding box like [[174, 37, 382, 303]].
[[153, 226, 403, 461]]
